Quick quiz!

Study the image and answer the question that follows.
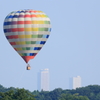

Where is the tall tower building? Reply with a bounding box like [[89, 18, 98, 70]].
[[37, 68, 49, 91], [69, 76, 81, 89]]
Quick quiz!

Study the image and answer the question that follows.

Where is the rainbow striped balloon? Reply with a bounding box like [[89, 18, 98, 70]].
[[3, 9, 51, 63]]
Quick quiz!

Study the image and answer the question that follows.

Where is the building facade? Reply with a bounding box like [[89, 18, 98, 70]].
[[69, 76, 81, 89], [38, 68, 49, 91]]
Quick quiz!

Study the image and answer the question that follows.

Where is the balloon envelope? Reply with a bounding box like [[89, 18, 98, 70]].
[[3, 9, 51, 63]]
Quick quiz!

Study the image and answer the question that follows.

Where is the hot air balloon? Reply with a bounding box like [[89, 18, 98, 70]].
[[3, 9, 51, 70]]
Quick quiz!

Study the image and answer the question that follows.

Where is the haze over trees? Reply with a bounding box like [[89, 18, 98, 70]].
[[0, 84, 100, 100]]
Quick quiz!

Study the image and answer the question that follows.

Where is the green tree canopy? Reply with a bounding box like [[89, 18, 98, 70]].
[[0, 89, 36, 100], [59, 93, 90, 100]]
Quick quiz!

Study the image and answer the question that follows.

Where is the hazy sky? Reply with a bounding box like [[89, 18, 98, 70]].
[[1, 0, 100, 91]]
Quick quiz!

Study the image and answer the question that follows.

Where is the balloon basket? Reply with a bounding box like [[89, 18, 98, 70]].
[[26, 64, 31, 70]]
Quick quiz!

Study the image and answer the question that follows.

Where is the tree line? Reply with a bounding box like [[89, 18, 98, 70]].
[[0, 84, 100, 100]]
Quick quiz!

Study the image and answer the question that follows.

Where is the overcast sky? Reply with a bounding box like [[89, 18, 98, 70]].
[[1, 0, 100, 91]]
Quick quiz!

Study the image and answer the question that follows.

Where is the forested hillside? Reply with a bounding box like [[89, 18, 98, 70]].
[[0, 84, 100, 100]]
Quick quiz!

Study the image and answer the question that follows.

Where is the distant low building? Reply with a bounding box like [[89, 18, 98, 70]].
[[69, 76, 81, 89], [37, 68, 49, 91]]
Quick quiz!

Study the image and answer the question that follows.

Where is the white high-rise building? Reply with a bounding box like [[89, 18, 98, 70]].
[[37, 68, 49, 91], [69, 76, 81, 89]]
